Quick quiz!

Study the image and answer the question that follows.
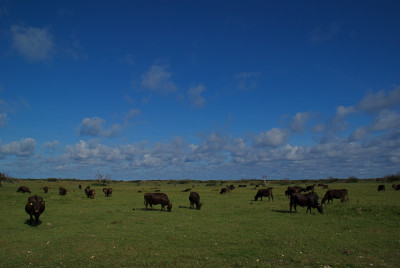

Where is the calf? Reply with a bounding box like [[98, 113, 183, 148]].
[[144, 193, 172, 212], [321, 189, 349, 204], [25, 195, 45, 225], [290, 192, 323, 214], [254, 188, 274, 201], [377, 185, 385, 191], [17, 186, 31, 193], [189, 192, 202, 210]]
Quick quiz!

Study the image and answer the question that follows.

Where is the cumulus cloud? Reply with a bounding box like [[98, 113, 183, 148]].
[[0, 138, 36, 158], [78, 117, 121, 137], [42, 140, 59, 153], [11, 24, 54, 62], [253, 128, 290, 147], [188, 84, 206, 109], [141, 64, 177, 93], [356, 87, 400, 113], [289, 112, 312, 134]]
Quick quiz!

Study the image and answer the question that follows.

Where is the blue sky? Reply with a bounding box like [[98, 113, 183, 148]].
[[1, 0, 399, 180]]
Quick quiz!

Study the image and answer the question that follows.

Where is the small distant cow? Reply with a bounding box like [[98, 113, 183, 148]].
[[59, 187, 67, 196], [25, 195, 45, 225], [254, 188, 274, 201], [377, 185, 385, 191], [42, 186, 48, 193], [392, 184, 400, 191], [238, 185, 247, 188], [87, 189, 96, 199], [321, 189, 349, 204], [220, 187, 230, 194], [290, 192, 323, 214], [103, 188, 112, 197], [17, 186, 31, 193], [189, 192, 202, 210], [181, 188, 191, 192], [305, 185, 315, 192], [144, 193, 172, 212], [84, 186, 91, 197], [228, 185, 235, 191], [78, 184, 82, 189], [285, 186, 305, 197]]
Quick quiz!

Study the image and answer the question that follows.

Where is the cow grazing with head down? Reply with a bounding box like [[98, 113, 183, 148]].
[[144, 193, 172, 212], [305, 185, 315, 192], [59, 187, 67, 196], [42, 186, 48, 193], [254, 188, 274, 201], [393, 184, 400, 191], [321, 189, 348, 204], [377, 185, 385, 191], [290, 192, 323, 214], [17, 186, 31, 193], [25, 195, 45, 225], [220, 187, 230, 194], [189, 192, 202, 210]]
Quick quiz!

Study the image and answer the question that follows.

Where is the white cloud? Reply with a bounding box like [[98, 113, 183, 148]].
[[78, 117, 121, 137], [141, 64, 177, 93], [290, 112, 312, 134], [253, 128, 290, 147], [188, 84, 206, 109], [0, 138, 36, 158], [11, 24, 54, 62]]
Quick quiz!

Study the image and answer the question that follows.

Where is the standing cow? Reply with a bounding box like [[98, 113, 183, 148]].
[[254, 188, 274, 201], [25, 195, 45, 225], [189, 192, 202, 210], [42, 186, 48, 193], [321, 189, 349, 204], [290, 192, 323, 214], [59, 187, 67, 196], [377, 185, 385, 191], [144, 193, 172, 212]]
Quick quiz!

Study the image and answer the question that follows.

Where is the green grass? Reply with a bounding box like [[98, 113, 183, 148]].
[[0, 180, 399, 267]]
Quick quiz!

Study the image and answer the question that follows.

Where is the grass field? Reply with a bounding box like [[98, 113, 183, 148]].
[[0, 179, 399, 267]]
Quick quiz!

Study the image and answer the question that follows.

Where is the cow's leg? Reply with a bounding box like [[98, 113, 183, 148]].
[[30, 214, 34, 225]]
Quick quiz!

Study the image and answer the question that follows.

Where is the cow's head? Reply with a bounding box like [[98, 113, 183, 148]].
[[167, 203, 172, 212], [316, 204, 324, 214]]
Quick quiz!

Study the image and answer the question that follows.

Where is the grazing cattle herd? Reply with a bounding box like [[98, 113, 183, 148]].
[[2, 180, 399, 226]]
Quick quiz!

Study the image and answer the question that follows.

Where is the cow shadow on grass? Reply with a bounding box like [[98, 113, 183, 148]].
[[137, 208, 170, 212], [271, 209, 292, 214], [24, 219, 43, 227]]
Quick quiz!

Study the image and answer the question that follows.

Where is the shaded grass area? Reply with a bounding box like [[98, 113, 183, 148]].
[[0, 180, 399, 267]]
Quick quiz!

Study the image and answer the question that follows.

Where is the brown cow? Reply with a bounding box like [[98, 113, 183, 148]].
[[254, 188, 274, 201], [144, 193, 172, 212], [17, 186, 31, 193], [321, 189, 349, 204]]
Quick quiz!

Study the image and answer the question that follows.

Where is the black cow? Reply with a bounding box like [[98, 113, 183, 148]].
[[305, 185, 315, 192], [78, 184, 82, 189], [220, 187, 230, 194], [321, 189, 349, 204], [377, 185, 385, 191], [238, 185, 247, 188], [254, 188, 274, 201], [285, 186, 305, 197], [228, 185, 235, 190], [290, 192, 323, 214], [393, 184, 400, 191], [17, 186, 31, 193], [25, 195, 45, 225], [189, 192, 202, 210], [42, 186, 48, 193], [59, 187, 67, 195], [144, 193, 172, 212]]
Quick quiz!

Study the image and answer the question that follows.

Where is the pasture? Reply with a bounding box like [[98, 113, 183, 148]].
[[0, 179, 399, 267]]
